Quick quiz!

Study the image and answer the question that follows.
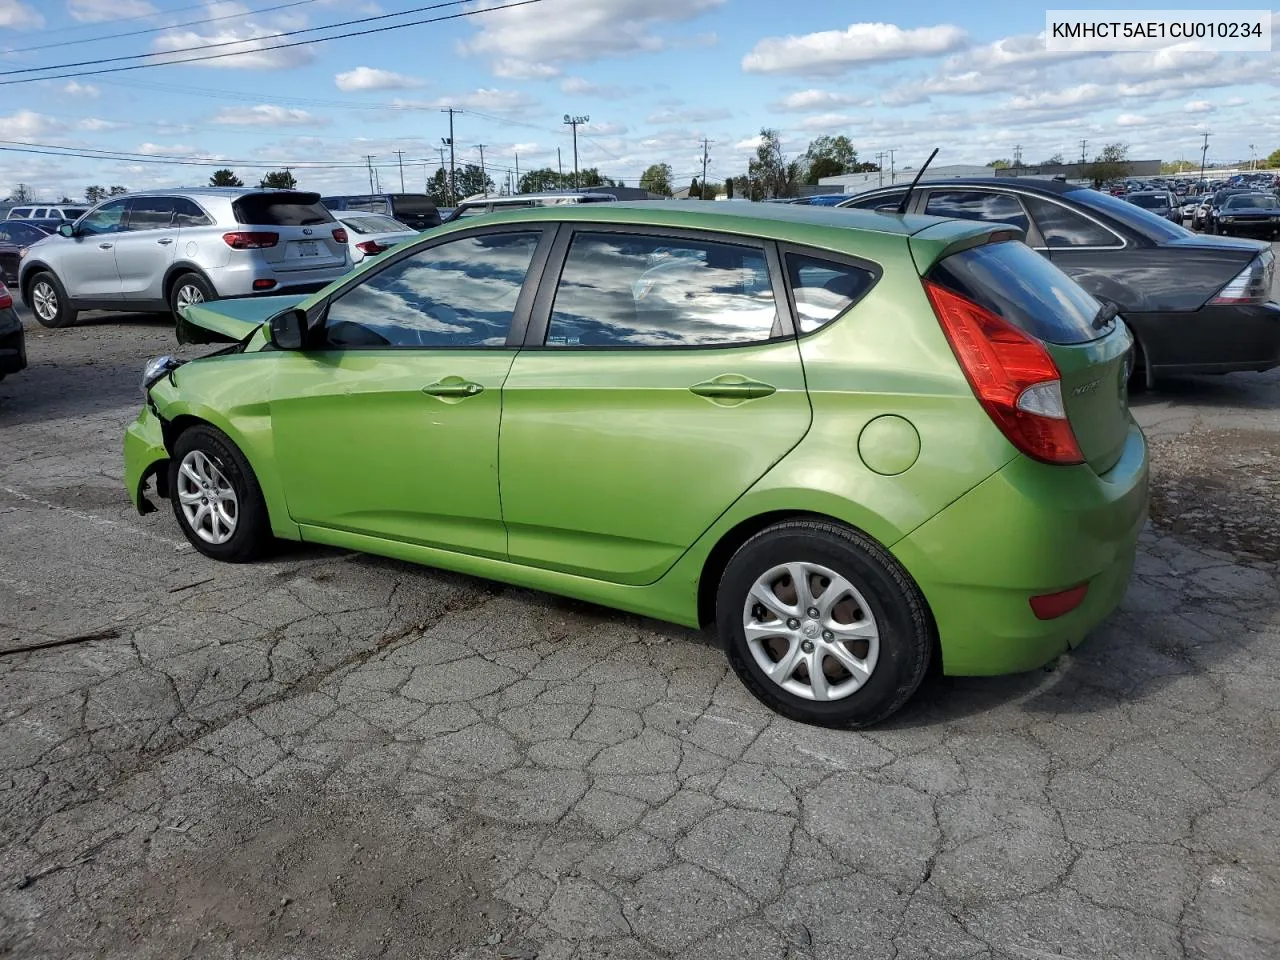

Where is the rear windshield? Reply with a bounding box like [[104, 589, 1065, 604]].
[[342, 214, 410, 233], [387, 195, 437, 214], [1127, 194, 1167, 209], [233, 192, 334, 226], [928, 240, 1103, 345], [1069, 188, 1190, 242]]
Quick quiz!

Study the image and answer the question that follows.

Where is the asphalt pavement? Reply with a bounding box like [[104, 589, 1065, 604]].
[[1, 264, 1278, 959]]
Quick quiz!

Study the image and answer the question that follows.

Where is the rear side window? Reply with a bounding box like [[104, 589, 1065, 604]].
[[927, 241, 1103, 345], [924, 191, 1030, 233], [9, 208, 32, 219], [60, 207, 87, 219], [841, 190, 906, 211], [233, 192, 333, 226], [172, 198, 212, 227], [1022, 195, 1120, 248], [545, 232, 778, 348], [784, 253, 878, 333]]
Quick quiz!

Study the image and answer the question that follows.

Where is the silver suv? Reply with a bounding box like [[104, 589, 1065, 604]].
[[19, 188, 351, 328]]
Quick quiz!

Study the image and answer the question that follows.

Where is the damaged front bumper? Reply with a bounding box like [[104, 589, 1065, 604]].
[[123, 404, 169, 514]]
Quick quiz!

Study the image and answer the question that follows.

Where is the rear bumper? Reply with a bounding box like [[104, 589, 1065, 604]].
[[892, 422, 1149, 676], [0, 308, 25, 375], [1136, 300, 1280, 373], [209, 260, 349, 298]]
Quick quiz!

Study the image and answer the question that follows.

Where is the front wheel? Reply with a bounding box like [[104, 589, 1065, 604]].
[[28, 272, 78, 328], [716, 520, 933, 728], [167, 424, 271, 562]]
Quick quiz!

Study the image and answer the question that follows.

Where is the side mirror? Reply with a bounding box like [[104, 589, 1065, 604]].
[[57, 223, 75, 238], [268, 308, 307, 350]]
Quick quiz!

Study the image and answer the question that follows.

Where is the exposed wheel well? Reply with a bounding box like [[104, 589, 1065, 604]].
[[19, 263, 52, 304], [162, 266, 214, 304], [161, 414, 212, 454]]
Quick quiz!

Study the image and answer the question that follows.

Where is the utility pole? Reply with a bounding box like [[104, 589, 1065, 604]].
[[700, 137, 713, 198], [373, 166, 381, 192], [888, 148, 896, 184], [875, 152, 885, 187], [563, 114, 588, 189], [394, 149, 405, 192], [557, 147, 563, 179], [1199, 132, 1210, 185], [1012, 144, 1022, 172], [364, 155, 375, 195], [1079, 139, 1088, 165], [440, 107, 458, 205], [476, 144, 487, 196], [1249, 143, 1256, 170], [514, 151, 520, 191]]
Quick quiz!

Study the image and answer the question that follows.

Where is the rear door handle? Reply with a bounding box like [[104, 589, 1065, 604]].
[[98, 242, 113, 249], [157, 238, 174, 245], [422, 377, 484, 399], [689, 376, 776, 400]]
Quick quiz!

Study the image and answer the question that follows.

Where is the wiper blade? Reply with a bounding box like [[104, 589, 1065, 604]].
[[1092, 300, 1119, 331]]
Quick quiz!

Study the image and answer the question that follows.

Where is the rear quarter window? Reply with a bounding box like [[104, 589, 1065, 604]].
[[927, 240, 1103, 345], [233, 192, 334, 226]]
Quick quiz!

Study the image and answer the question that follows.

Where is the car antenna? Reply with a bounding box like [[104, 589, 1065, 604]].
[[896, 147, 939, 214]]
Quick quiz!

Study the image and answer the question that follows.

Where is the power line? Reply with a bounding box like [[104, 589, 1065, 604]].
[[0, 0, 547, 86], [1, 0, 323, 56], [9, 0, 221, 40]]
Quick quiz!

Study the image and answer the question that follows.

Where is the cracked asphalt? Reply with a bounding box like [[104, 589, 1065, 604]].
[[2, 286, 1278, 959]]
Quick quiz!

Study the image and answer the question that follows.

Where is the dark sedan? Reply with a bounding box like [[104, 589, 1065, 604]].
[[1126, 190, 1180, 223], [0, 281, 26, 382], [0, 220, 50, 284], [1215, 193, 1280, 239], [839, 178, 1279, 383]]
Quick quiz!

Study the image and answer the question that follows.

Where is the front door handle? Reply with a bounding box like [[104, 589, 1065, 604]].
[[157, 238, 174, 245], [422, 377, 484, 399], [689, 375, 776, 400], [98, 242, 113, 249]]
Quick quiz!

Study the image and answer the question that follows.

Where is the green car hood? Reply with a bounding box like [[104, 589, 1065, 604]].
[[176, 294, 310, 344]]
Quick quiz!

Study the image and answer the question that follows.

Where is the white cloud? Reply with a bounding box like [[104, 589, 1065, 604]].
[[77, 118, 129, 131], [796, 112, 861, 131], [1115, 113, 1149, 127], [646, 107, 731, 124], [62, 81, 101, 98], [560, 76, 636, 98], [491, 59, 560, 80], [734, 135, 765, 151], [742, 22, 967, 76], [462, 0, 725, 71], [0, 0, 42, 27], [1185, 99, 1214, 113], [772, 89, 870, 112], [585, 121, 628, 136], [69, 0, 155, 21], [334, 66, 424, 91], [390, 88, 538, 115], [881, 87, 930, 107], [136, 143, 200, 157], [212, 104, 327, 127], [152, 14, 315, 71], [1, 109, 63, 138], [1007, 84, 1110, 112]]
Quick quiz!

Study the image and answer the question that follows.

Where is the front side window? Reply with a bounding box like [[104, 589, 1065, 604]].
[[545, 232, 778, 348], [785, 253, 878, 333], [323, 230, 540, 348], [77, 199, 129, 236], [1022, 195, 1121, 248], [924, 190, 1030, 233], [125, 196, 177, 231]]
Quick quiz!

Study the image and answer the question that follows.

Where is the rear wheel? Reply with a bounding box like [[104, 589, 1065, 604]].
[[169, 273, 213, 323], [167, 424, 270, 562], [716, 520, 933, 728], [28, 272, 78, 328]]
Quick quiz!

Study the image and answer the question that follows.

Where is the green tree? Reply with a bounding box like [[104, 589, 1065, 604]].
[[639, 162, 673, 196], [209, 168, 243, 187], [1040, 153, 1065, 165], [518, 167, 568, 192], [454, 163, 494, 198], [747, 129, 804, 199], [687, 177, 701, 198], [1160, 160, 1198, 174], [426, 168, 451, 205], [803, 135, 857, 183], [700, 181, 723, 200], [1265, 147, 1280, 168], [1085, 143, 1131, 188], [987, 159, 1011, 169], [10, 183, 32, 202], [258, 170, 297, 189], [577, 167, 619, 189], [724, 176, 734, 199], [84, 185, 106, 202], [108, 185, 128, 196]]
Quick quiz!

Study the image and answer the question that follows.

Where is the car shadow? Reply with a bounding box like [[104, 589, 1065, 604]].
[[1130, 371, 1280, 411]]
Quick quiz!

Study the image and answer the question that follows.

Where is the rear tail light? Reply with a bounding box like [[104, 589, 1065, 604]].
[[222, 231, 278, 249], [252, 279, 276, 291], [0, 282, 11, 310], [923, 279, 1084, 465], [1209, 250, 1274, 305], [332, 227, 348, 243], [1030, 583, 1089, 620], [355, 240, 386, 255]]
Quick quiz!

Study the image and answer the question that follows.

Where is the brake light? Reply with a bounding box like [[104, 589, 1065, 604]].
[[923, 279, 1084, 465], [332, 227, 348, 244], [0, 282, 11, 310], [222, 231, 278, 249], [355, 240, 385, 255], [1210, 250, 1274, 305]]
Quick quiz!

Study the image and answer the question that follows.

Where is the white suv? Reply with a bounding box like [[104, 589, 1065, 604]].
[[18, 188, 352, 328]]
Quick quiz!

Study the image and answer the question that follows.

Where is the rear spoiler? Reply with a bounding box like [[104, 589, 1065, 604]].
[[908, 220, 1026, 275]]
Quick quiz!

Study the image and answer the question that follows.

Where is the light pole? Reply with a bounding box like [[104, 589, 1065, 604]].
[[1198, 132, 1210, 186], [563, 114, 588, 189]]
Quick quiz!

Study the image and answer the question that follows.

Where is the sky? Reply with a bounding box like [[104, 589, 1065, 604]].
[[0, 0, 1278, 201]]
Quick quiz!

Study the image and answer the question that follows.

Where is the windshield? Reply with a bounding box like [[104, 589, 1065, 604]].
[[1128, 194, 1168, 209], [1070, 188, 1192, 242], [341, 214, 411, 234], [1225, 194, 1277, 210]]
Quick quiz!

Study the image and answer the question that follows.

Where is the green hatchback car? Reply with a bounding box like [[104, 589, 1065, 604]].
[[124, 201, 1148, 727]]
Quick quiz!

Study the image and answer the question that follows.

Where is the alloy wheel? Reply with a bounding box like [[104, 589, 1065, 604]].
[[176, 450, 238, 545], [32, 281, 58, 323], [175, 283, 205, 310], [742, 561, 880, 701]]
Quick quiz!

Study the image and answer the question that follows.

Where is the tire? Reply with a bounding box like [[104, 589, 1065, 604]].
[[168, 272, 214, 323], [167, 424, 271, 562], [27, 271, 78, 328], [716, 520, 933, 728]]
